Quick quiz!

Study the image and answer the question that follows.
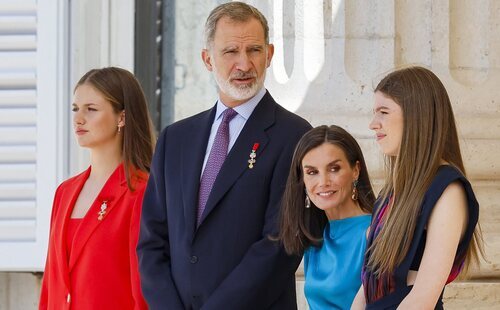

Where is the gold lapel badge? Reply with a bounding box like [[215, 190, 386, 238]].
[[248, 143, 260, 169], [97, 200, 108, 221]]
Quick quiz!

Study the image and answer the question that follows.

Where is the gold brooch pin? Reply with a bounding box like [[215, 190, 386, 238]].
[[97, 201, 108, 221], [248, 143, 260, 169]]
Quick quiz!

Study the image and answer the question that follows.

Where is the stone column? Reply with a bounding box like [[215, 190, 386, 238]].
[[173, 0, 499, 308], [261, 0, 500, 308]]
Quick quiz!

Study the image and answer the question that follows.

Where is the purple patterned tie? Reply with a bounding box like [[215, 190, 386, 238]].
[[197, 108, 238, 225]]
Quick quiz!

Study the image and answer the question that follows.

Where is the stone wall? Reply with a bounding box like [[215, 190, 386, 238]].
[[174, 0, 500, 308], [0, 273, 41, 310], [1, 0, 499, 309]]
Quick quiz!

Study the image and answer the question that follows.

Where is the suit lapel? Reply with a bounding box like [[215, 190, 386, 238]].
[[68, 164, 128, 271], [197, 93, 276, 228], [181, 107, 216, 241], [54, 168, 90, 290]]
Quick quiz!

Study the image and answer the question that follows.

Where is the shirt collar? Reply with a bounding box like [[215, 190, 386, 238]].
[[214, 87, 266, 121]]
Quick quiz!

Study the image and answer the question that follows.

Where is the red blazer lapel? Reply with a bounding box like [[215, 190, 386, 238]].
[[68, 164, 128, 271], [53, 167, 91, 290]]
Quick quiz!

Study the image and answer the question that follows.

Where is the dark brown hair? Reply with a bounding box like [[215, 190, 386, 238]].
[[75, 67, 156, 190], [277, 125, 375, 255], [368, 66, 484, 276]]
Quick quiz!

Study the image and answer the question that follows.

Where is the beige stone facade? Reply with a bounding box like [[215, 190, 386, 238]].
[[175, 0, 500, 308], [1, 0, 499, 308], [176, 2, 500, 306]]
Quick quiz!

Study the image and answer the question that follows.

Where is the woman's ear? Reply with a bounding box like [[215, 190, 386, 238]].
[[353, 160, 361, 180], [118, 110, 125, 127]]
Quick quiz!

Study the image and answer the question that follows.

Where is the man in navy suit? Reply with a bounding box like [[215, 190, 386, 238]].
[[137, 2, 311, 309]]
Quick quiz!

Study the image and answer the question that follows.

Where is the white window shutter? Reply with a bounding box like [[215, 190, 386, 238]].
[[0, 0, 65, 271]]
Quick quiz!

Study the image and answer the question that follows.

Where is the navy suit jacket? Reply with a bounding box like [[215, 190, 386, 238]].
[[138, 91, 312, 310]]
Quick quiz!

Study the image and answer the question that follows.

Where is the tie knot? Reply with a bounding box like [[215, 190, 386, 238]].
[[222, 108, 238, 124]]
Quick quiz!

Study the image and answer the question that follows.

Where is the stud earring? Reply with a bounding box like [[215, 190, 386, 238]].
[[351, 179, 359, 201], [305, 190, 311, 209]]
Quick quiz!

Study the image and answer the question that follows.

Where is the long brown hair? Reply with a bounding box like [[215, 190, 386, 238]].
[[367, 66, 484, 276], [277, 125, 375, 255], [76, 67, 156, 190]]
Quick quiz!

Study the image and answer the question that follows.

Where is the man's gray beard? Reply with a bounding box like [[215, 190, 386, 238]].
[[213, 67, 265, 102]]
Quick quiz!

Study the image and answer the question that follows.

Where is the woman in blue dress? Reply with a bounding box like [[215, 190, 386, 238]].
[[277, 125, 375, 309]]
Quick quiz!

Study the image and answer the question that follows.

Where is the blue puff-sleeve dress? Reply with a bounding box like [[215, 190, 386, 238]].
[[304, 214, 371, 310]]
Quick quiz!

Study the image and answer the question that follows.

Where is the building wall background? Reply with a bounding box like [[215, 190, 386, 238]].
[[175, 1, 500, 308], [1, 0, 499, 309]]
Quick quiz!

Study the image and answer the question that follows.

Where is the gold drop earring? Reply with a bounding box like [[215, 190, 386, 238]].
[[351, 179, 359, 201]]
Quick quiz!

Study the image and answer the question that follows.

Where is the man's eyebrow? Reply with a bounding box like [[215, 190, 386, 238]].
[[221, 46, 238, 52]]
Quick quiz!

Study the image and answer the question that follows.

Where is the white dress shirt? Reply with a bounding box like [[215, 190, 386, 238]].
[[200, 87, 266, 176]]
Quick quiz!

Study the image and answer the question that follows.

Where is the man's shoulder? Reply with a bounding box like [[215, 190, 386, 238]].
[[258, 91, 309, 127], [274, 103, 309, 125], [172, 109, 212, 130], [158, 108, 213, 138], [268, 100, 311, 134]]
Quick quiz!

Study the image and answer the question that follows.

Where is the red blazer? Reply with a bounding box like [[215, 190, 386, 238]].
[[40, 164, 148, 310]]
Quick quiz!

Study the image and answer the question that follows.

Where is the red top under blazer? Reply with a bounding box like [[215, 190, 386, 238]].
[[39, 164, 147, 309]]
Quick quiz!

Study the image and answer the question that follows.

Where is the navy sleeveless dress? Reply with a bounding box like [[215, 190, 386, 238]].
[[361, 165, 479, 309]]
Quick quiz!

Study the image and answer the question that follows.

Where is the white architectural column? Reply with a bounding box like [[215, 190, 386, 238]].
[[1, 1, 135, 309], [0, 0, 68, 308]]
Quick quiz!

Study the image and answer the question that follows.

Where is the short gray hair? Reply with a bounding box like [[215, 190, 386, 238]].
[[204, 1, 270, 49]]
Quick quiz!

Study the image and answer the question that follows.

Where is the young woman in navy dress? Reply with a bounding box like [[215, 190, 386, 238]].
[[352, 66, 484, 309]]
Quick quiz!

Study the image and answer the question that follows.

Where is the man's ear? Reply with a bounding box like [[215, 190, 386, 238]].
[[266, 44, 275, 68], [202, 49, 213, 72]]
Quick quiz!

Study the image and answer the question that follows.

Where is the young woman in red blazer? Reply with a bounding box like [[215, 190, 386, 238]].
[[39, 67, 156, 309]]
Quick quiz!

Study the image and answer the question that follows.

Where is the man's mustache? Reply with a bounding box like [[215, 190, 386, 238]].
[[230, 71, 257, 80]]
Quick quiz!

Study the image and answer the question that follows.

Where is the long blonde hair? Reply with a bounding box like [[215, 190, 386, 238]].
[[367, 66, 484, 276]]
